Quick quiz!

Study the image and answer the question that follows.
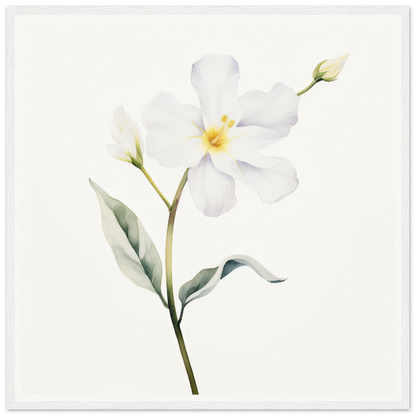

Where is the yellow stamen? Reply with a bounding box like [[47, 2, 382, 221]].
[[209, 125, 225, 145], [185, 115, 243, 164], [191, 120, 206, 134], [222, 149, 242, 172], [183, 135, 204, 139], [208, 116, 236, 146], [221, 134, 243, 143]]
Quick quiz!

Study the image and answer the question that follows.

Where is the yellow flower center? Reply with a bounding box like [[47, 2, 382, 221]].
[[185, 114, 243, 163], [191, 115, 236, 154]]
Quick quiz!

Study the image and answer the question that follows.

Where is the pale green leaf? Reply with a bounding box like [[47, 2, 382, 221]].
[[90, 179, 167, 307], [178, 255, 286, 322]]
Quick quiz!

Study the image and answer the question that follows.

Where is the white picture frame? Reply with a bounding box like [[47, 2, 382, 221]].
[[2, 2, 414, 415]]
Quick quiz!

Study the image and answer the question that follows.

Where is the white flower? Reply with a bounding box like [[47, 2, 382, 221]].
[[107, 106, 144, 167], [313, 54, 349, 82], [142, 54, 300, 217]]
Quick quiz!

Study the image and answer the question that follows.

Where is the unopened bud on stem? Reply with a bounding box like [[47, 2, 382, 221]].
[[313, 54, 350, 82]]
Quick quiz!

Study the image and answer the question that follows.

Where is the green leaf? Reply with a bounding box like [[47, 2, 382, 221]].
[[178, 255, 286, 322], [90, 179, 167, 307]]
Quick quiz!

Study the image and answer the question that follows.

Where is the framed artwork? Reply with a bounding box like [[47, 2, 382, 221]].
[[6, 6, 409, 409]]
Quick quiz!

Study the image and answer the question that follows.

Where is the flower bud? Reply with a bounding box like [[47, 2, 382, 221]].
[[107, 106, 144, 167], [313, 54, 349, 82]]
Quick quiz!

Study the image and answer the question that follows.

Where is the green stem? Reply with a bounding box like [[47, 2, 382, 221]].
[[138, 166, 172, 211], [165, 169, 199, 395], [297, 79, 320, 96]]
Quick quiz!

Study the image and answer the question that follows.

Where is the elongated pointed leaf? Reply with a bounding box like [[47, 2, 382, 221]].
[[90, 179, 167, 307], [179, 255, 286, 318]]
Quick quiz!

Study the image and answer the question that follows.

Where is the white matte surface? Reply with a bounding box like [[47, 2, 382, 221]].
[[11, 9, 405, 406]]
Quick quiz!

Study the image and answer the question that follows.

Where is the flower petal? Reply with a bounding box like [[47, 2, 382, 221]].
[[106, 144, 131, 162], [191, 54, 243, 127], [188, 154, 237, 217], [113, 105, 134, 130], [208, 125, 279, 179], [119, 124, 137, 159], [239, 158, 299, 203], [135, 124, 145, 156], [109, 122, 121, 144], [142, 92, 206, 168], [238, 83, 300, 138], [320, 54, 349, 80], [111, 107, 144, 157], [226, 125, 281, 164]]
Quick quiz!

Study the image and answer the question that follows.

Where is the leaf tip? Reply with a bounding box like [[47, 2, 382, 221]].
[[89, 178, 103, 195], [270, 276, 288, 283]]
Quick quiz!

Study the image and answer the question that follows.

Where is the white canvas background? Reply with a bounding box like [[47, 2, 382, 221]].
[[12, 12, 403, 402]]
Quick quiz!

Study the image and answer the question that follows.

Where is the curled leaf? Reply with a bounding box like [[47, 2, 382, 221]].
[[90, 179, 167, 307], [178, 255, 286, 321]]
